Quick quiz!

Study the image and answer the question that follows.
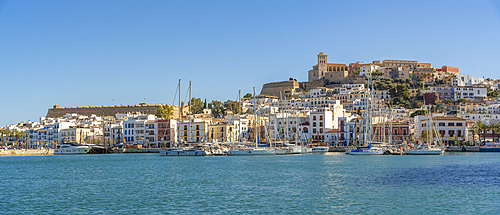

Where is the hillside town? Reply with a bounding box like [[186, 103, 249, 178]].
[[2, 52, 500, 150]]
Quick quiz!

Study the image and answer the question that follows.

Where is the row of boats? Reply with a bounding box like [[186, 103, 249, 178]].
[[50, 141, 443, 156], [157, 142, 444, 156], [159, 144, 329, 156]]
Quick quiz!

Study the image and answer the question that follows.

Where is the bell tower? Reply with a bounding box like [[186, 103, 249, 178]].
[[318, 52, 327, 79]]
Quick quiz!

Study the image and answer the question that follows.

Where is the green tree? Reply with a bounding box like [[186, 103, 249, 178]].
[[410, 109, 427, 118], [477, 121, 490, 142], [416, 80, 425, 89], [156, 104, 173, 119], [189, 98, 204, 114], [457, 98, 471, 104], [487, 88, 499, 98], [208, 100, 224, 118], [223, 100, 240, 115], [243, 93, 253, 98], [489, 122, 500, 141]]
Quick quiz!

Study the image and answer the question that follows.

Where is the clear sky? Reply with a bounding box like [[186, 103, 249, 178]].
[[1, 0, 499, 126]]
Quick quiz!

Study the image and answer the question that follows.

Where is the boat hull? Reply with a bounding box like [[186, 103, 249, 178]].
[[405, 150, 443, 155], [159, 149, 207, 156], [349, 149, 385, 155], [290, 146, 308, 154], [311, 147, 328, 153], [227, 149, 275, 156], [54, 146, 90, 155], [479, 147, 500, 152]]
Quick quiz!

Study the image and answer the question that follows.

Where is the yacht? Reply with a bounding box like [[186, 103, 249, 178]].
[[311, 146, 328, 153], [405, 144, 443, 155], [227, 147, 276, 155], [289, 145, 309, 154], [159, 146, 209, 156], [348, 145, 385, 155], [54, 142, 91, 155]]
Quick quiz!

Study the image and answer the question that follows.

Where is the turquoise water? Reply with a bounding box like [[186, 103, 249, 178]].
[[1, 153, 500, 214]]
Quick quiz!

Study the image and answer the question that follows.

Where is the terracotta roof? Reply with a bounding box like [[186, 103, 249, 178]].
[[432, 116, 465, 120]]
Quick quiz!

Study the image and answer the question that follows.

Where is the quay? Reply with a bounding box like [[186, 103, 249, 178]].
[[0, 149, 53, 156]]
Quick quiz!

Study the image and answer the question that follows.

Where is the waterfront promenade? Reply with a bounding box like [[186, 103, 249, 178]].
[[0, 149, 53, 156]]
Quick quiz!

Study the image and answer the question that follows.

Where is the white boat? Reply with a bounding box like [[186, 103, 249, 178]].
[[405, 144, 443, 155], [159, 147, 208, 156], [348, 146, 385, 155], [406, 104, 444, 155], [54, 142, 90, 155], [311, 146, 328, 153], [290, 146, 309, 154], [227, 147, 276, 155]]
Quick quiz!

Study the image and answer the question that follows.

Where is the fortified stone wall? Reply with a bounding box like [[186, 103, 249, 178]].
[[300, 79, 326, 91], [260, 80, 299, 97], [46, 104, 180, 119]]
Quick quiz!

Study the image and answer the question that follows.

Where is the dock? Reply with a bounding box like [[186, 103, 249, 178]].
[[0, 149, 54, 156]]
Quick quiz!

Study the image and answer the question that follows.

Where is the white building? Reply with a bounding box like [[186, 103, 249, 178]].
[[123, 114, 156, 144]]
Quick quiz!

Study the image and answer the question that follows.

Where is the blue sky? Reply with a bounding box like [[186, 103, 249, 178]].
[[1, 0, 499, 126]]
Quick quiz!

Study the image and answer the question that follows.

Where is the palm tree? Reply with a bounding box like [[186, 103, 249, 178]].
[[480, 122, 490, 143], [475, 121, 485, 143], [490, 122, 500, 142], [470, 124, 479, 145]]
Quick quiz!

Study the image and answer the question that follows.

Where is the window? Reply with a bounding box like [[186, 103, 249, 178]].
[[320, 115, 323, 120], [439, 123, 445, 126], [448, 123, 454, 126], [456, 123, 463, 126], [313, 116, 316, 120]]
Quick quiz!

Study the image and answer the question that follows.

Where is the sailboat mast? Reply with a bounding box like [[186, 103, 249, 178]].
[[253, 87, 257, 148], [238, 90, 241, 142], [177, 79, 181, 147], [188, 81, 192, 143]]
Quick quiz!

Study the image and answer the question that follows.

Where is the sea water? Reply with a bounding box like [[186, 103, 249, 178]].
[[1, 152, 499, 214]]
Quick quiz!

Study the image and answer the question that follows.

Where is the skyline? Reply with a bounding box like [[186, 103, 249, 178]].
[[1, 0, 500, 126]]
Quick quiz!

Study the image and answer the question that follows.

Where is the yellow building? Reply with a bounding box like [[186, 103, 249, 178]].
[[208, 123, 235, 142], [409, 88, 422, 98]]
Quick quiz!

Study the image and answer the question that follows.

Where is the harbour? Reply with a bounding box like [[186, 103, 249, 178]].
[[1, 152, 499, 214]]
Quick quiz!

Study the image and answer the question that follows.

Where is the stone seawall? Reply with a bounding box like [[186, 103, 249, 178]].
[[0, 149, 54, 156]]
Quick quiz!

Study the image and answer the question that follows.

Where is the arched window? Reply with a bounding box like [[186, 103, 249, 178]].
[[448, 123, 454, 126]]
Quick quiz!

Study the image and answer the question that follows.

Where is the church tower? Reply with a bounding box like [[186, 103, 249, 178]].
[[318, 52, 327, 78]]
